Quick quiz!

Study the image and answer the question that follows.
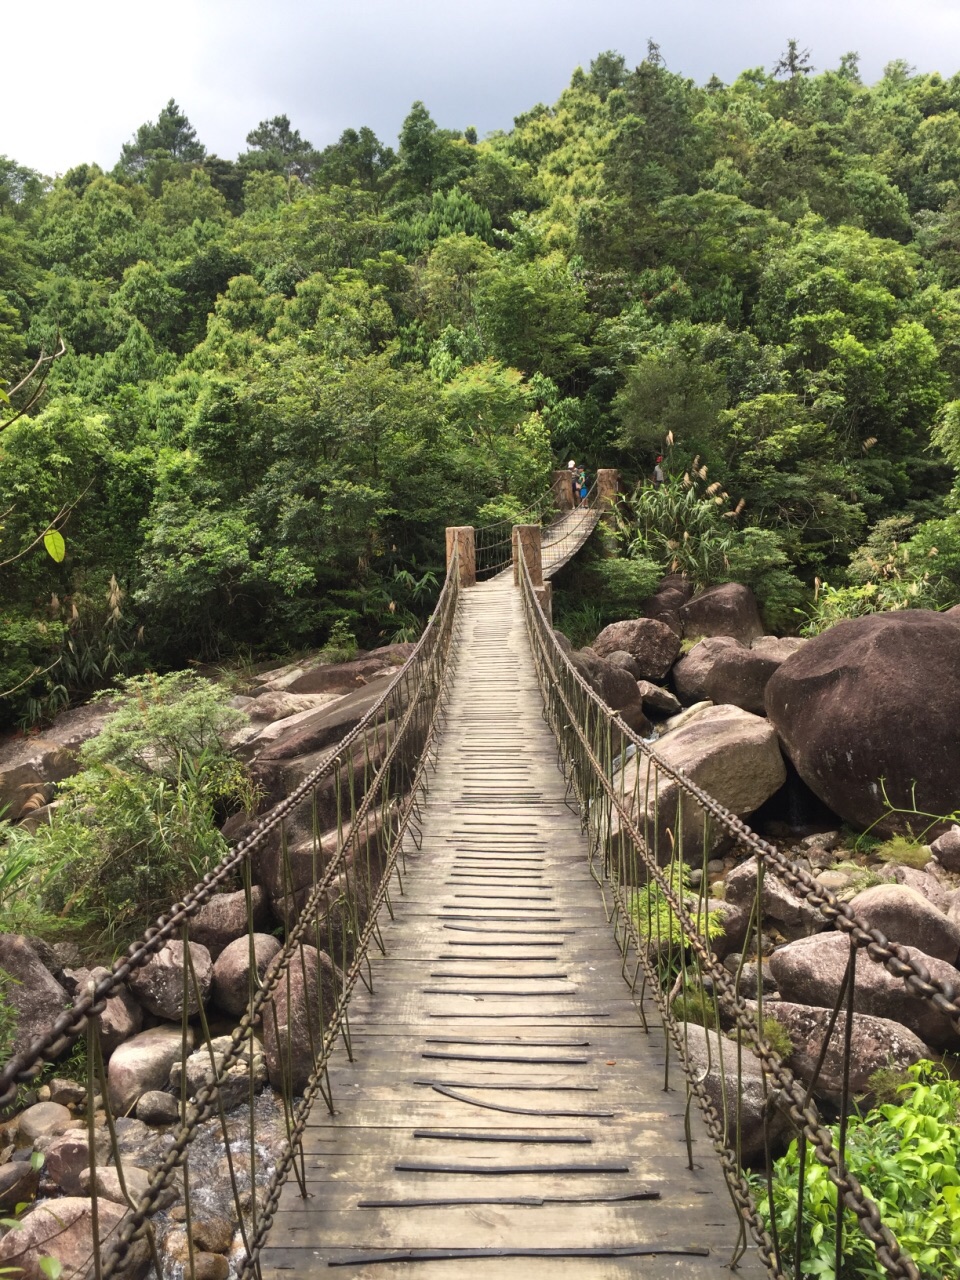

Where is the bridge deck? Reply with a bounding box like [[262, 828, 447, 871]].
[[542, 506, 601, 578], [259, 578, 765, 1280]]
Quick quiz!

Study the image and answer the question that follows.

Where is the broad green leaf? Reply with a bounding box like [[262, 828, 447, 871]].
[[38, 1259, 62, 1280], [43, 530, 65, 563]]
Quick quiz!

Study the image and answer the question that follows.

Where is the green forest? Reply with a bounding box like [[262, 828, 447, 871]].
[[6, 42, 960, 727]]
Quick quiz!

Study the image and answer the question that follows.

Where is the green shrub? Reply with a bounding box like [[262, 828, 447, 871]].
[[759, 1061, 960, 1279], [9, 671, 253, 948], [0, 969, 19, 1061]]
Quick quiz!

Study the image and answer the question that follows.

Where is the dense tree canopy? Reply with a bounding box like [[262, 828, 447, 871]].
[[6, 45, 960, 725]]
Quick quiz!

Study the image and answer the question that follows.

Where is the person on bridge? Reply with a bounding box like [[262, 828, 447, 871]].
[[567, 459, 578, 506], [577, 465, 589, 505]]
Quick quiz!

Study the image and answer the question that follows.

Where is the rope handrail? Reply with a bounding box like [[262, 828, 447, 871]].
[[0, 548, 464, 1280], [515, 548, 935, 1280]]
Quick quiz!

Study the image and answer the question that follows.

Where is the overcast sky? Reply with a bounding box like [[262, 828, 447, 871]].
[[6, 0, 960, 176]]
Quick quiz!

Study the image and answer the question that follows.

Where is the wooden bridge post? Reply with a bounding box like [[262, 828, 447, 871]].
[[551, 469, 574, 511], [445, 526, 476, 587]]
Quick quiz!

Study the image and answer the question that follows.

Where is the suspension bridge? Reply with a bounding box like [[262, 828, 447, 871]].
[[0, 469, 954, 1280]]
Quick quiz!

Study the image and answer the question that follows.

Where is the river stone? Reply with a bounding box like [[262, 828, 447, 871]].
[[768, 932, 960, 1049], [765, 611, 960, 836], [602, 650, 643, 680], [680, 1024, 788, 1162], [680, 583, 764, 644], [672, 638, 742, 705], [570, 648, 651, 735], [0, 934, 70, 1059], [169, 1035, 267, 1111], [192, 1214, 234, 1254], [612, 706, 786, 862], [660, 701, 714, 736], [78, 1164, 152, 1206], [107, 1026, 195, 1116], [71, 966, 143, 1058], [589, 618, 681, 680], [0, 1196, 150, 1280], [188, 888, 271, 959], [931, 825, 960, 873], [848, 884, 960, 963], [693, 645, 782, 716], [42, 1129, 109, 1196], [641, 574, 693, 635], [212, 934, 282, 1016], [262, 946, 340, 1094], [0, 1160, 40, 1212], [751, 636, 807, 662], [878, 864, 951, 913], [636, 681, 682, 717], [17, 1102, 72, 1145], [135, 1090, 180, 1126], [127, 941, 213, 1020], [749, 1001, 931, 1103], [725, 857, 827, 939]]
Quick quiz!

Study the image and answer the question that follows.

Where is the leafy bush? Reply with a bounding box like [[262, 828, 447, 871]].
[[759, 1061, 960, 1279], [872, 835, 931, 869], [8, 672, 253, 947]]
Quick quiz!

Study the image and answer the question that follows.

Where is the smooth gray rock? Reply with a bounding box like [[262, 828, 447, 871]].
[[212, 934, 282, 1017], [127, 941, 213, 1020], [107, 1026, 194, 1116], [848, 884, 960, 963], [680, 1024, 788, 1162], [768, 932, 960, 1049], [0, 1196, 149, 1280], [590, 618, 681, 680], [680, 583, 764, 644], [0, 934, 70, 1059], [188, 888, 271, 959]]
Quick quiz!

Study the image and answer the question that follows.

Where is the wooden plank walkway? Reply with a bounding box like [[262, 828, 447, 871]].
[[259, 577, 767, 1280], [542, 507, 601, 578]]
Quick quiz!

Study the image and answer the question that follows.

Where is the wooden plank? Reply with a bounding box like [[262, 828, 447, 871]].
[[257, 578, 767, 1280]]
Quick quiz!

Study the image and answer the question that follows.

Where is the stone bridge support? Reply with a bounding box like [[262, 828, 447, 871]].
[[445, 526, 476, 587], [512, 524, 552, 622], [551, 469, 574, 511]]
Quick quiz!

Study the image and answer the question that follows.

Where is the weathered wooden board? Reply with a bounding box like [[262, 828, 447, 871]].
[[258, 578, 767, 1279]]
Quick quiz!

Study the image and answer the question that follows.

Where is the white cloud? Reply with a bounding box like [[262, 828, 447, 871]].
[[5, 0, 960, 175]]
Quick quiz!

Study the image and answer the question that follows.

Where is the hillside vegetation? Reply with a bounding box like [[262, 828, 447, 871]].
[[5, 43, 960, 725]]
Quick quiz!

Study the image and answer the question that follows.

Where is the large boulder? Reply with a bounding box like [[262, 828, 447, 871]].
[[107, 1026, 194, 1115], [570, 650, 651, 735], [765, 612, 960, 836], [847, 885, 960, 964], [768, 933, 960, 1049], [611, 706, 786, 862], [43, 1129, 109, 1196], [602, 650, 643, 680], [262, 946, 340, 1094], [589, 618, 681, 680], [0, 1197, 149, 1280], [751, 636, 807, 662], [188, 888, 272, 959], [672, 637, 741, 704], [0, 703, 113, 819], [0, 934, 70, 1058], [212, 934, 282, 1016], [754, 1001, 931, 1103], [680, 1024, 788, 1162], [642, 574, 693, 635], [680, 584, 764, 644], [127, 941, 213, 1020], [676, 641, 780, 715]]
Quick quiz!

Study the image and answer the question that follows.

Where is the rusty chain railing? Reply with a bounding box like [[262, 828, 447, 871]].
[[515, 549, 960, 1280], [0, 548, 463, 1280]]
